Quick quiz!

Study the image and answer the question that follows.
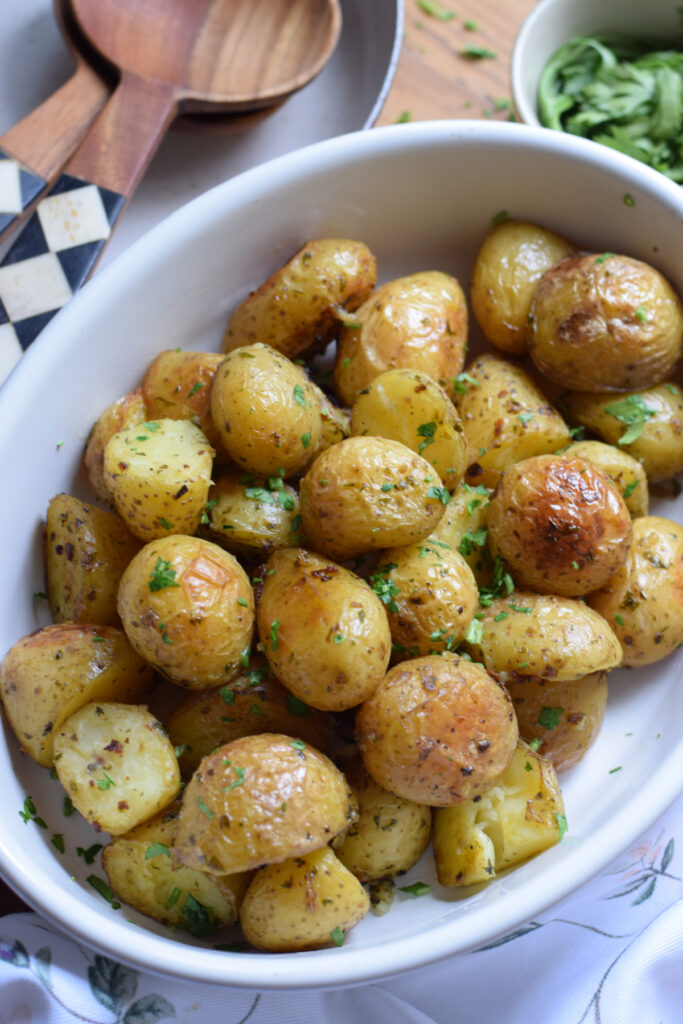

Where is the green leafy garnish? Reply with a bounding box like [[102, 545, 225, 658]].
[[398, 881, 431, 896], [538, 706, 564, 730], [458, 527, 488, 556], [417, 421, 437, 453], [417, 0, 455, 19], [148, 557, 180, 592], [604, 394, 657, 445], [87, 875, 121, 909], [556, 813, 568, 842], [145, 842, 171, 860], [427, 485, 450, 505], [330, 926, 345, 947]]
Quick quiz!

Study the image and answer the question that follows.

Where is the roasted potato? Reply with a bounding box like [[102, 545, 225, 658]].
[[588, 515, 683, 667], [350, 369, 468, 491], [141, 349, 225, 453], [171, 733, 357, 875], [333, 271, 468, 406], [0, 623, 154, 766], [222, 239, 377, 359], [210, 344, 323, 478], [165, 657, 333, 777], [355, 653, 518, 806], [562, 382, 683, 482], [562, 440, 649, 518], [433, 740, 565, 887], [426, 479, 493, 584], [370, 543, 478, 657], [453, 354, 571, 489], [470, 219, 575, 355], [256, 548, 391, 711], [463, 591, 622, 681], [83, 388, 147, 504], [240, 846, 370, 952], [103, 418, 214, 542], [299, 436, 448, 561], [334, 759, 432, 882], [45, 494, 141, 625], [505, 670, 608, 773], [102, 804, 252, 933], [528, 252, 683, 392], [117, 535, 254, 690], [200, 472, 305, 561], [487, 454, 632, 596], [53, 701, 180, 834]]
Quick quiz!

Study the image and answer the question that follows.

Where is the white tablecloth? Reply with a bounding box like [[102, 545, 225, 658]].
[[1, 794, 681, 1023]]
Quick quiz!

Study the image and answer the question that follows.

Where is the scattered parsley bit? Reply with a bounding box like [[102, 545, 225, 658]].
[[609, 766, 623, 774], [635, 306, 648, 323], [452, 371, 480, 393], [293, 384, 308, 408], [491, 210, 509, 225], [63, 796, 75, 817], [287, 694, 309, 717], [556, 812, 568, 842], [148, 557, 180, 592], [237, 596, 249, 607], [142, 421, 161, 432], [166, 887, 182, 909], [623, 193, 635, 206], [464, 618, 483, 645], [32, 590, 48, 606], [51, 834, 65, 854], [224, 766, 246, 792], [145, 842, 170, 860], [459, 527, 487, 556], [369, 565, 401, 613], [528, 737, 543, 752], [417, 0, 455, 18], [427, 485, 450, 505], [77, 843, 103, 864], [381, 482, 396, 492], [96, 771, 116, 791], [396, 110, 412, 123], [174, 743, 187, 759], [158, 517, 173, 532], [509, 602, 532, 614], [331, 926, 345, 947], [604, 394, 656, 445], [572, 560, 580, 569], [301, 432, 312, 448], [523, 761, 533, 772], [219, 686, 235, 705], [290, 739, 306, 751], [594, 252, 616, 265], [464, 18, 478, 30], [622, 480, 638, 499], [463, 45, 497, 59], [270, 619, 281, 650], [187, 381, 204, 397], [615, 613, 625, 627], [56, 439, 64, 450], [417, 421, 437, 453], [518, 412, 534, 426], [181, 893, 217, 938], [197, 796, 214, 819], [87, 875, 121, 909], [538, 706, 564, 730], [201, 499, 218, 525], [333, 633, 345, 644], [398, 881, 430, 896]]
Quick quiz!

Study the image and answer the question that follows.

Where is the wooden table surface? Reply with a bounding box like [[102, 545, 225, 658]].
[[0, 0, 538, 920]]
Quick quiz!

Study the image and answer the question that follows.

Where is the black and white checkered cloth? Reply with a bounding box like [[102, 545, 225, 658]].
[[0, 171, 124, 382]]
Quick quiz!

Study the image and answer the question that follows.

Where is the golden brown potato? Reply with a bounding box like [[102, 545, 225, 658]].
[[0, 623, 154, 766], [588, 515, 683, 667], [210, 344, 323, 478], [222, 239, 377, 359], [355, 653, 518, 806], [333, 271, 468, 406], [528, 252, 683, 392], [53, 701, 180, 834], [165, 658, 334, 777], [370, 543, 478, 657], [308, 380, 350, 453], [102, 804, 251, 933], [142, 349, 225, 453], [505, 670, 608, 773], [299, 436, 448, 561], [45, 494, 141, 625], [117, 535, 254, 690], [470, 219, 575, 355], [103, 418, 214, 542], [240, 846, 370, 952], [562, 440, 649, 517], [171, 733, 357, 875], [84, 388, 147, 503], [256, 548, 391, 711], [334, 759, 432, 882], [433, 740, 565, 886], [563, 382, 683, 482], [487, 454, 632, 596], [200, 472, 305, 560], [350, 369, 468, 490], [453, 354, 571, 490], [463, 592, 622, 681]]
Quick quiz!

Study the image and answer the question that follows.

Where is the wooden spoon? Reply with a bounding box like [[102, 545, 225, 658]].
[[0, 0, 341, 365]]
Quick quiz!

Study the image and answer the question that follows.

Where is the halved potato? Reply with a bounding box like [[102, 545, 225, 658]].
[[141, 349, 225, 453], [84, 388, 147, 504], [200, 472, 304, 560], [53, 701, 180, 834]]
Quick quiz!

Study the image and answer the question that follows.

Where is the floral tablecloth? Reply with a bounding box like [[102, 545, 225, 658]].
[[1, 795, 680, 1024]]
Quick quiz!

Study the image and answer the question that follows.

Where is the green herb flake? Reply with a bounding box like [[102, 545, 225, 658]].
[[427, 485, 450, 505], [96, 771, 116, 791], [142, 421, 161, 432], [293, 384, 308, 408], [396, 110, 412, 123], [223, 766, 246, 793], [77, 843, 103, 865], [187, 381, 204, 397], [417, 0, 455, 18], [452, 371, 480, 393], [523, 761, 533, 772], [200, 498, 218, 525], [623, 193, 636, 206], [51, 834, 65, 854], [398, 881, 430, 896], [529, 737, 543, 752], [287, 693, 309, 717], [622, 480, 639, 499], [219, 686, 235, 705], [87, 875, 121, 909], [145, 842, 171, 860], [148, 557, 180, 592], [301, 432, 312, 448], [333, 633, 344, 644], [594, 252, 616, 265], [609, 766, 623, 774], [331, 926, 345, 947], [556, 812, 568, 842], [197, 796, 214, 819], [463, 45, 497, 59], [604, 394, 656, 445], [290, 739, 306, 751], [635, 306, 648, 322], [270, 619, 281, 650], [166, 887, 182, 909], [464, 618, 484, 645], [63, 796, 74, 817], [464, 18, 478, 31], [417, 421, 437, 453], [615, 613, 625, 627], [538, 705, 564, 730], [237, 596, 249, 607], [459, 527, 488, 556]]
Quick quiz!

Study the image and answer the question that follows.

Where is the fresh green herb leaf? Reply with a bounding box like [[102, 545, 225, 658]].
[[604, 394, 656, 445], [417, 0, 455, 19], [398, 881, 430, 896], [87, 875, 121, 908], [148, 557, 180, 592], [330, 926, 345, 947], [286, 693, 309, 717], [96, 771, 115, 791], [396, 110, 412, 123], [538, 706, 564, 730], [270, 619, 281, 650], [145, 842, 171, 860], [187, 381, 204, 397], [77, 843, 103, 865], [197, 796, 214, 819], [458, 527, 488, 555], [301, 432, 312, 448], [464, 618, 484, 645], [427, 485, 450, 505], [293, 384, 308, 408], [556, 812, 568, 842], [463, 45, 497, 59]]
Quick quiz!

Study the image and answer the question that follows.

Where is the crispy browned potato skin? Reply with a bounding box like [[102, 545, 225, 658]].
[[454, 354, 571, 490], [470, 219, 575, 356], [256, 548, 391, 711], [45, 494, 141, 625], [0, 623, 154, 766], [563, 440, 649, 518], [210, 344, 323, 478], [142, 350, 225, 453], [528, 253, 683, 392], [222, 239, 377, 359], [487, 455, 632, 596], [373, 543, 478, 657], [165, 658, 334, 777], [588, 516, 683, 667], [563, 382, 683, 482], [299, 436, 447, 561], [333, 271, 468, 406], [355, 653, 518, 806], [171, 733, 357, 875], [117, 535, 254, 690], [505, 670, 608, 773], [240, 846, 370, 952], [83, 388, 147, 504]]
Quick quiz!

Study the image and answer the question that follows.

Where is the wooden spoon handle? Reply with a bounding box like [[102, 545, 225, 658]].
[[0, 73, 177, 378], [0, 62, 110, 247]]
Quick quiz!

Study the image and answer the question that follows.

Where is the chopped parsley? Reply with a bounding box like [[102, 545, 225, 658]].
[[417, 422, 437, 453], [187, 381, 204, 397], [330, 926, 345, 947], [51, 834, 65, 854], [197, 796, 214, 819], [398, 881, 430, 896], [369, 564, 400, 614], [604, 394, 656, 445], [556, 812, 568, 842], [452, 372, 480, 393], [301, 432, 312, 448], [270, 619, 281, 650], [538, 706, 564, 730], [77, 843, 103, 865], [458, 527, 488, 556], [145, 842, 171, 860], [293, 384, 308, 408], [287, 694, 309, 717], [427, 485, 450, 505], [464, 618, 484, 645], [87, 875, 120, 909], [148, 557, 180, 592], [95, 771, 115, 791]]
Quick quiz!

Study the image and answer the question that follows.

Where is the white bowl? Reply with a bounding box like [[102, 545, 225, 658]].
[[0, 120, 682, 989], [511, 0, 682, 128]]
